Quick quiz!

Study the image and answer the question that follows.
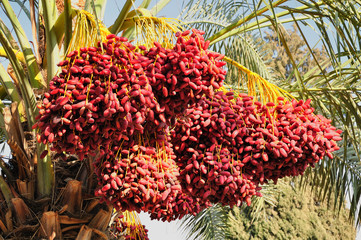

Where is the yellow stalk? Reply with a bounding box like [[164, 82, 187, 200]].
[[222, 56, 294, 104], [66, 10, 111, 55], [120, 211, 146, 237], [126, 16, 183, 48]]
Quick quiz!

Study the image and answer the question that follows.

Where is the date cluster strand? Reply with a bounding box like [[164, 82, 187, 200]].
[[34, 29, 342, 223], [171, 91, 342, 209]]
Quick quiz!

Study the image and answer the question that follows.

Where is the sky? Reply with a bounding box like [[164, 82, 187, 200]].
[[1, 0, 360, 240]]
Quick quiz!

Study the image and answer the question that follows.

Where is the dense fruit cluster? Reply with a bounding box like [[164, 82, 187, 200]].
[[171, 91, 264, 207], [172, 92, 342, 202], [34, 29, 226, 161], [94, 135, 181, 213], [252, 98, 342, 183], [34, 37, 159, 160], [144, 29, 226, 120], [34, 28, 342, 223]]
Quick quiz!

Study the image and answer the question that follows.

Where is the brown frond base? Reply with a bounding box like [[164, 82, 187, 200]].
[[0, 156, 113, 240]]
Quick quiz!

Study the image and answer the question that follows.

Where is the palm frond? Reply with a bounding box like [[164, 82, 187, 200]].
[[179, 0, 275, 85], [0, 18, 19, 50], [0, 27, 37, 129], [179, 204, 229, 240], [150, 0, 172, 16], [298, 84, 361, 225], [40, 0, 60, 83], [109, 0, 134, 34], [274, 0, 361, 226], [1, 0, 45, 89], [244, 181, 281, 224], [8, 0, 32, 20], [63, 0, 73, 51], [180, 0, 248, 27], [84, 0, 108, 20], [222, 33, 274, 83]]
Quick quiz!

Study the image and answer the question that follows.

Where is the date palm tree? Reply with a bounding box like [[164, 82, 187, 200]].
[[0, 0, 360, 239]]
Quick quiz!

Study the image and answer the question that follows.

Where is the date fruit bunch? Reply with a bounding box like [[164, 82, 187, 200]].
[[94, 133, 182, 213], [143, 29, 226, 124], [171, 91, 263, 208], [34, 29, 226, 161], [34, 29, 227, 219], [251, 97, 342, 184], [171, 91, 342, 208], [94, 129, 212, 221], [34, 35, 161, 160], [34, 27, 342, 221]]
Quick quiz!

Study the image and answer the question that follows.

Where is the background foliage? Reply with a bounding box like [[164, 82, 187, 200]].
[[227, 180, 356, 240]]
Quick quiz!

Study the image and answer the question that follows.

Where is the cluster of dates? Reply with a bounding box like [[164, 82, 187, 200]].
[[172, 91, 342, 209], [34, 29, 225, 159], [35, 29, 342, 224], [144, 29, 226, 121], [94, 135, 182, 214]]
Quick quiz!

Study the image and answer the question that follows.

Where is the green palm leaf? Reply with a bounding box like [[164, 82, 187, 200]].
[[259, 0, 361, 226], [179, 0, 274, 83], [179, 204, 230, 240]]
